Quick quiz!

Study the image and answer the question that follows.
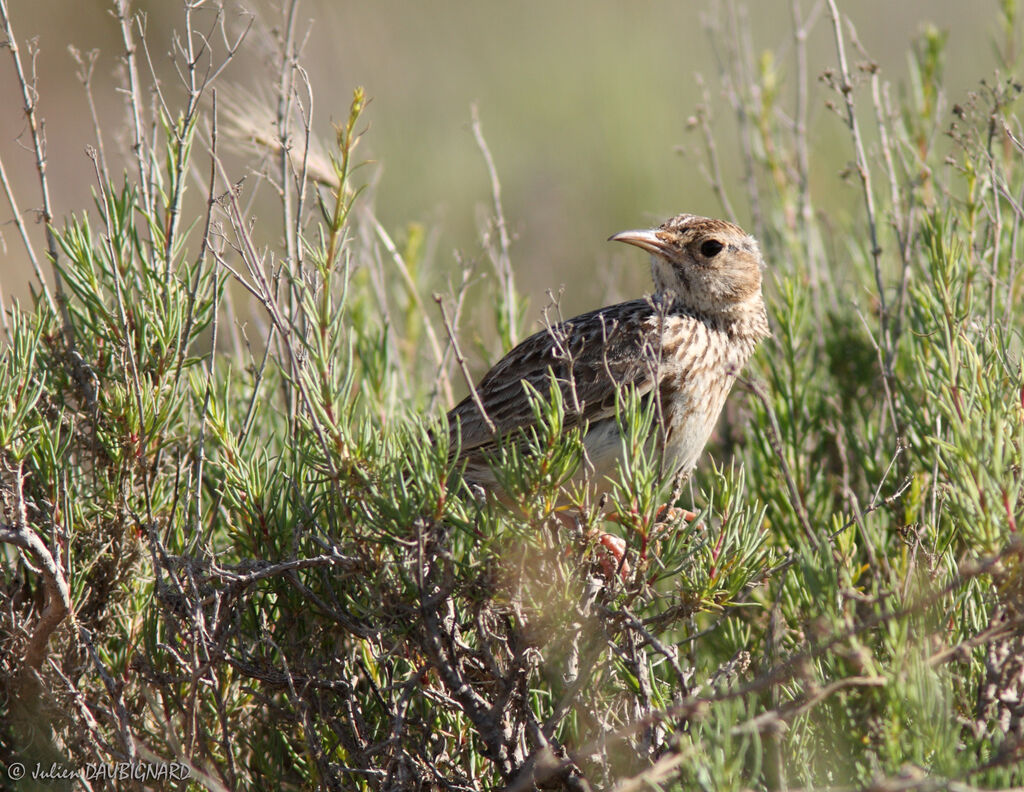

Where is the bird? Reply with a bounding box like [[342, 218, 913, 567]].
[[446, 213, 770, 571]]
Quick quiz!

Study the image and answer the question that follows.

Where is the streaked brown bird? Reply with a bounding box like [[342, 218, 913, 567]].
[[447, 213, 769, 569]]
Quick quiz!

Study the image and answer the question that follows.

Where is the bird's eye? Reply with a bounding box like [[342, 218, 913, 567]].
[[700, 239, 724, 258]]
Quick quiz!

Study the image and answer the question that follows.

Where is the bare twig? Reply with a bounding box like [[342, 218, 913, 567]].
[[826, 0, 884, 313], [0, 461, 71, 670], [435, 293, 496, 435], [873, 73, 912, 346], [790, 0, 820, 292], [742, 377, 818, 548], [200, 553, 359, 604], [0, 0, 65, 319], [826, 0, 902, 444], [734, 674, 886, 735], [77, 625, 138, 761], [0, 148, 52, 312], [276, 0, 301, 271], [162, 4, 252, 281], [113, 0, 153, 216], [429, 260, 475, 414], [69, 46, 110, 189], [754, 472, 913, 585], [471, 105, 518, 347]]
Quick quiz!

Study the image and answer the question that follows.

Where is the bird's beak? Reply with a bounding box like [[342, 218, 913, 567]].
[[608, 228, 668, 255]]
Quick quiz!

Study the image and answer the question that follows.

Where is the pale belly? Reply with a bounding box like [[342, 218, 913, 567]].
[[577, 367, 735, 493]]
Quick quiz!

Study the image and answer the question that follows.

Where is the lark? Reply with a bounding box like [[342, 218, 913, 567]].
[[447, 213, 769, 566]]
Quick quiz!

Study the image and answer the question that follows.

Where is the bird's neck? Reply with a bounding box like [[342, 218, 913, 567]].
[[654, 290, 770, 342], [723, 294, 771, 342]]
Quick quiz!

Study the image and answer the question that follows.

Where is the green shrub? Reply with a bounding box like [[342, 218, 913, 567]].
[[1, 1, 1023, 790]]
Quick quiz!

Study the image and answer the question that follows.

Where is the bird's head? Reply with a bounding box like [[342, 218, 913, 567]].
[[610, 213, 765, 316]]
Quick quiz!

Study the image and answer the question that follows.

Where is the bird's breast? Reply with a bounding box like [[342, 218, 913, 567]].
[[654, 319, 753, 477]]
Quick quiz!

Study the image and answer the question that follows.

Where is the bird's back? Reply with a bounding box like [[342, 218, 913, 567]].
[[448, 298, 667, 450]]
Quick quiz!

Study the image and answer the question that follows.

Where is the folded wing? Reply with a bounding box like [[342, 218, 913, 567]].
[[447, 298, 669, 460]]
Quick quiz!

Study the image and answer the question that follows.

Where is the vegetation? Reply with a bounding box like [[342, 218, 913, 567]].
[[1, 1, 1023, 790]]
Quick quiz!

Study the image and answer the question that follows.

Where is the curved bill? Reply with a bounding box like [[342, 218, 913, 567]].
[[608, 229, 668, 255]]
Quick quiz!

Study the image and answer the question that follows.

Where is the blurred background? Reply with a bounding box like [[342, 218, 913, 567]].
[[0, 1, 998, 321]]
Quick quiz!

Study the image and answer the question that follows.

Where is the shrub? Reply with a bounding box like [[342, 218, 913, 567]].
[[1, 1, 1023, 790]]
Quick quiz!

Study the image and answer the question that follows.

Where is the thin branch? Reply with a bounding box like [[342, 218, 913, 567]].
[[113, 0, 153, 216], [790, 0, 819, 292], [435, 294, 496, 436], [276, 0, 300, 271], [743, 376, 818, 548], [0, 148, 53, 313], [0, 0, 67, 321], [825, 0, 893, 375], [0, 461, 71, 670], [734, 674, 886, 735], [69, 45, 110, 191], [471, 105, 518, 347], [196, 553, 359, 608]]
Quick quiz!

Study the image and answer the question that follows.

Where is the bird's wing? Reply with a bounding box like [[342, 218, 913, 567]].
[[447, 298, 670, 459]]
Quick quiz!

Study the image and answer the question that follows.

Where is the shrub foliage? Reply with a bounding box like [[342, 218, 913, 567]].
[[1, 1, 1023, 790]]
